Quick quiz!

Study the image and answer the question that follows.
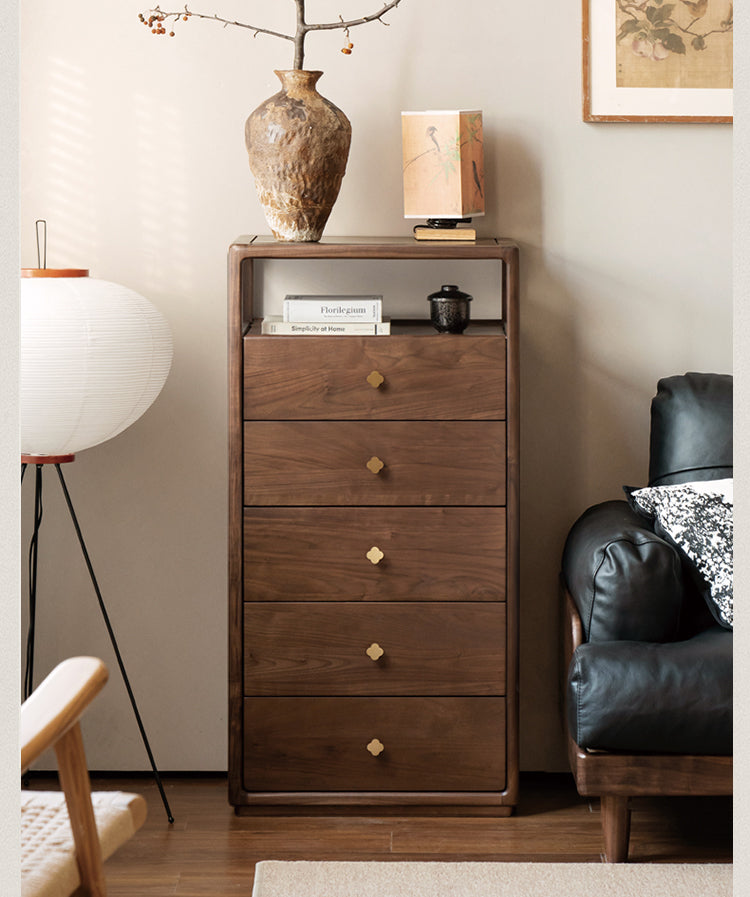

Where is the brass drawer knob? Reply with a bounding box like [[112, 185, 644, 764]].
[[366, 370, 385, 389], [367, 738, 385, 757], [366, 546, 384, 565], [366, 456, 385, 474], [366, 642, 385, 661]]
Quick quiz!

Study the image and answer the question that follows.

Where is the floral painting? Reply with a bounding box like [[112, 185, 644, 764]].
[[616, 0, 733, 89]]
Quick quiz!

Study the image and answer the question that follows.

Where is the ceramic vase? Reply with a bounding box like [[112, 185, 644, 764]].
[[245, 70, 352, 242]]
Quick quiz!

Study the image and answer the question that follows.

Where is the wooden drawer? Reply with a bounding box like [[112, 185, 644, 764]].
[[242, 697, 506, 792], [243, 507, 505, 602], [243, 602, 506, 696], [243, 421, 505, 506], [243, 332, 506, 420]]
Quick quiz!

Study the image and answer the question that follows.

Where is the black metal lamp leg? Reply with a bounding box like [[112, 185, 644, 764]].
[[53, 464, 174, 824], [23, 464, 43, 703], [21, 462, 41, 788]]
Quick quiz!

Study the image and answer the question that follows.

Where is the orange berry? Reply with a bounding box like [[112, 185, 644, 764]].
[[341, 47, 351, 54], [348, 42, 354, 48]]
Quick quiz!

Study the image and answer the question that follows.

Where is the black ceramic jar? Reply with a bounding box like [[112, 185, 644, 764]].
[[427, 284, 473, 334]]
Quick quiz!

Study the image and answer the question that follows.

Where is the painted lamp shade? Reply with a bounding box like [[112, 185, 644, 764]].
[[401, 110, 485, 220], [20, 268, 173, 456]]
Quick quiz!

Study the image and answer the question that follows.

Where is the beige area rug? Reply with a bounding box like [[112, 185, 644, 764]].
[[252, 860, 732, 897]]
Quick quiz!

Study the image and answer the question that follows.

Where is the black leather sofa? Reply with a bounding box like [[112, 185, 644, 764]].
[[560, 372, 733, 861]]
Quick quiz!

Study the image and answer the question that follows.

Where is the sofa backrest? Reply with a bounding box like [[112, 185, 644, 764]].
[[648, 372, 733, 487]]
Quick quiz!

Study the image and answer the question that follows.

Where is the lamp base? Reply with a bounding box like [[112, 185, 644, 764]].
[[21, 458, 174, 824], [22, 453, 75, 465], [413, 222, 477, 242], [425, 217, 473, 229]]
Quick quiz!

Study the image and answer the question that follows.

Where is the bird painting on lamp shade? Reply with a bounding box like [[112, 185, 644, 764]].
[[473, 161, 483, 199]]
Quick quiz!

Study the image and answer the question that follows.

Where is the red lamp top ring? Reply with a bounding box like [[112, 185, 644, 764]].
[[21, 268, 89, 278]]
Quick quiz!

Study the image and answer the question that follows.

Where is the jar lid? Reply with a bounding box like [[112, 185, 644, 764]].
[[427, 284, 473, 301]]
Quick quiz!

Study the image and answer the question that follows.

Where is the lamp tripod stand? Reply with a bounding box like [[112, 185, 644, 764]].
[[22, 453, 174, 823]]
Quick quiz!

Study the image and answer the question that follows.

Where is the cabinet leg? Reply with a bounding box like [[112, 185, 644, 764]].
[[600, 794, 631, 862]]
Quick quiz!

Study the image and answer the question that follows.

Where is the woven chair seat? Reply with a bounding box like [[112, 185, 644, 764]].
[[21, 790, 147, 897]]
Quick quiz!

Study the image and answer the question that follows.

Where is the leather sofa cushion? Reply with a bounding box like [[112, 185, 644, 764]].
[[649, 372, 732, 487], [567, 625, 732, 755], [562, 500, 683, 643]]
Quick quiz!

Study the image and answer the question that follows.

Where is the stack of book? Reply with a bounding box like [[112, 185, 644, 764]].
[[261, 295, 390, 335]]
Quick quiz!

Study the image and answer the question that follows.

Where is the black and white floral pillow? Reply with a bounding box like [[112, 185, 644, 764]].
[[628, 479, 733, 629]]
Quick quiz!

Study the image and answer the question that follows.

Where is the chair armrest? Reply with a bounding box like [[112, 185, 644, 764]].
[[21, 656, 108, 773], [561, 500, 684, 643]]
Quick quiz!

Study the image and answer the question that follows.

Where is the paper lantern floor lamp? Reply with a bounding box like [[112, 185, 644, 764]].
[[21, 264, 175, 822]]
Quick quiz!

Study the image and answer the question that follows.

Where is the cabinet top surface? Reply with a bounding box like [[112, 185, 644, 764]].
[[229, 235, 518, 260]]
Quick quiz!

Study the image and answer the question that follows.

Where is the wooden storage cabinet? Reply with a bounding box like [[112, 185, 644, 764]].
[[228, 237, 519, 815]]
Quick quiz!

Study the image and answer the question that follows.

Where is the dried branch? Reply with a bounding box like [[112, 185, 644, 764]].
[[303, 0, 404, 33], [139, 1, 405, 70], [140, 6, 295, 43]]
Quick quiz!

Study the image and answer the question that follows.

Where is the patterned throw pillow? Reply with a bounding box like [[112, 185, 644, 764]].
[[628, 479, 733, 629]]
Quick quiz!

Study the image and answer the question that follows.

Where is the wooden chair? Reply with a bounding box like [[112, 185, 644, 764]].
[[21, 657, 147, 897]]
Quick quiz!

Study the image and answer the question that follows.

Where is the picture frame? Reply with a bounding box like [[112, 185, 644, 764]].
[[583, 0, 733, 123]]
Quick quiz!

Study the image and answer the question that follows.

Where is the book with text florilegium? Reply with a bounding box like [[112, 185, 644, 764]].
[[283, 295, 383, 322], [261, 316, 391, 336]]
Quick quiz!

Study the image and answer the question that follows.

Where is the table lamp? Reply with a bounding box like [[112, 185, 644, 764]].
[[402, 109, 484, 240]]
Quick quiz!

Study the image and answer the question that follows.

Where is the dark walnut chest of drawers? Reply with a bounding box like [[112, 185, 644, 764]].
[[228, 236, 519, 815]]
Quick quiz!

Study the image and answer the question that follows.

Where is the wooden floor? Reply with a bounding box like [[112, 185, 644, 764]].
[[31, 772, 732, 896]]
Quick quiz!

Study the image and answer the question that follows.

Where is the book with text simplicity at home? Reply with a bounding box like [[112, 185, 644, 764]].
[[261, 316, 391, 336], [283, 295, 383, 322]]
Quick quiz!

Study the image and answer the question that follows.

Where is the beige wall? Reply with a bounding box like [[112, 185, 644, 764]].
[[19, 1, 732, 772]]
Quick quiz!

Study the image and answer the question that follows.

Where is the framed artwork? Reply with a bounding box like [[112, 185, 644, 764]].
[[583, 0, 733, 122]]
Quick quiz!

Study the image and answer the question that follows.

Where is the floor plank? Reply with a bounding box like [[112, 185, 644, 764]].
[[27, 772, 732, 896]]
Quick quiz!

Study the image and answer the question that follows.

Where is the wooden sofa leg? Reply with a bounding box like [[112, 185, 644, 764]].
[[600, 795, 631, 862]]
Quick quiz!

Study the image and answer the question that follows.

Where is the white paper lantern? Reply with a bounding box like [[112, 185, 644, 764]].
[[20, 268, 173, 456]]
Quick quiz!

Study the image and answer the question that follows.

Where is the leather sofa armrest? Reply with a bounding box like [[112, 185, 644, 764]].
[[562, 500, 684, 643]]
